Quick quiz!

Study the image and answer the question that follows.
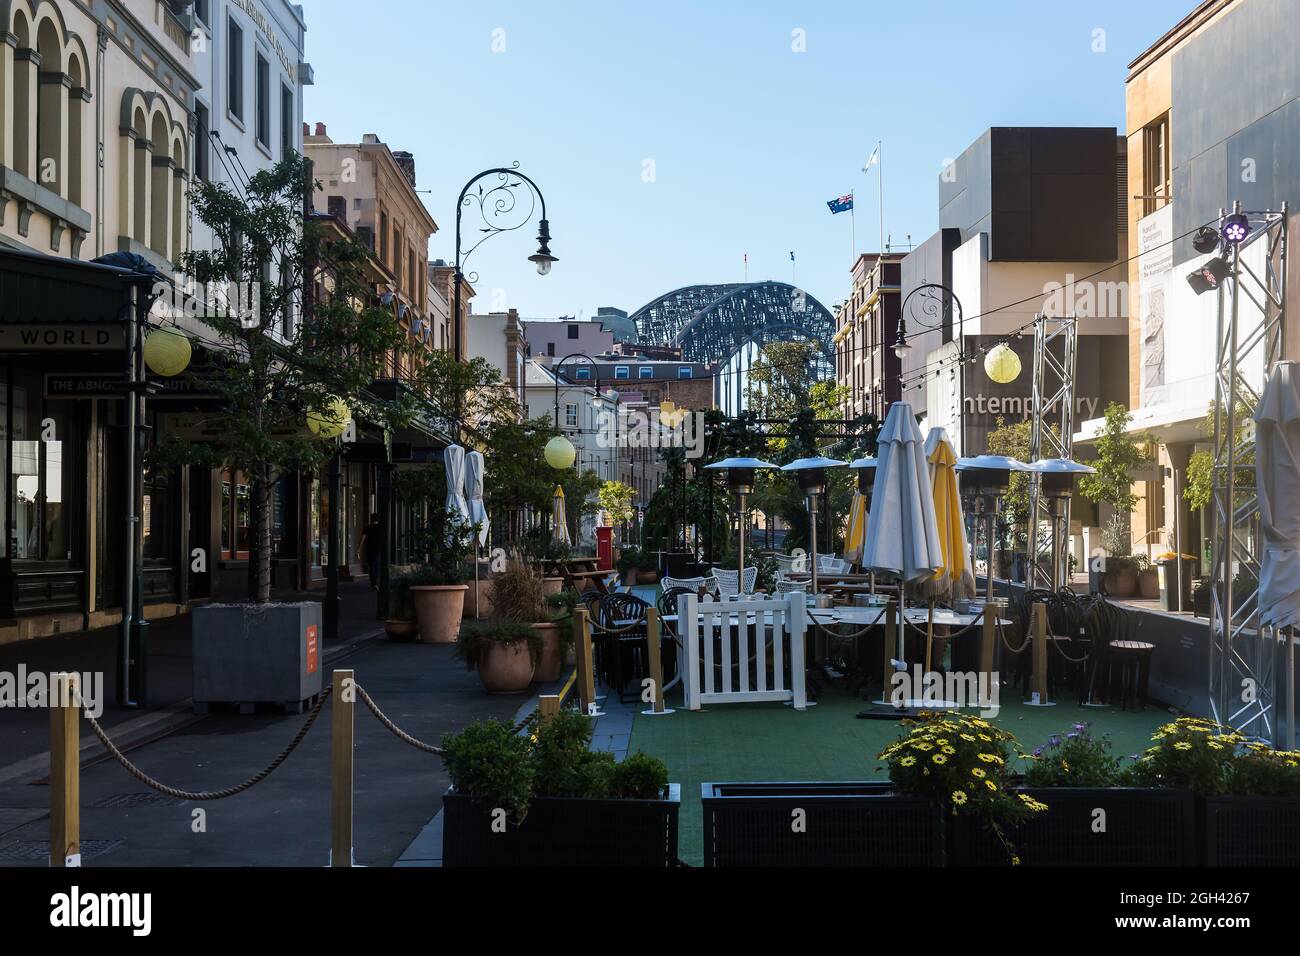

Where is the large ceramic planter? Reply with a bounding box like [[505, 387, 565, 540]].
[[192, 602, 323, 712], [476, 640, 535, 693], [541, 576, 565, 597], [442, 785, 680, 866], [623, 569, 639, 587], [1102, 569, 1138, 597], [640, 570, 659, 584], [1201, 795, 1300, 865], [411, 585, 467, 644], [384, 618, 418, 642], [1138, 569, 1160, 599], [949, 787, 1195, 866], [532, 621, 564, 683], [461, 579, 494, 621], [700, 781, 944, 867]]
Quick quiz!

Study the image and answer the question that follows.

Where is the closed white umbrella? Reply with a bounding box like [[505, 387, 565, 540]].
[[1255, 361, 1300, 746], [465, 450, 489, 547], [861, 402, 942, 585], [444, 444, 470, 530]]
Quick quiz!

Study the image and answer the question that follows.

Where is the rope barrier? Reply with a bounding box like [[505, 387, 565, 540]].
[[84, 685, 332, 802], [354, 684, 447, 755]]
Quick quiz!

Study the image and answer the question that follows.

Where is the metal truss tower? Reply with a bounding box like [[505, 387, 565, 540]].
[[1028, 313, 1079, 592], [1209, 203, 1288, 741]]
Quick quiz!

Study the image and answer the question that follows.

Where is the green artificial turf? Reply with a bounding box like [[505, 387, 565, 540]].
[[629, 688, 1171, 866]]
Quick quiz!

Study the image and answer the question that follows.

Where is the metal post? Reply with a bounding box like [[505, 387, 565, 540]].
[[330, 669, 354, 867], [807, 492, 820, 596], [325, 451, 341, 643], [377, 457, 392, 619]]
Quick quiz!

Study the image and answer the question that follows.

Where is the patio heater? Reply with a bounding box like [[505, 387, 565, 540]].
[[704, 457, 778, 583], [1025, 458, 1095, 592], [956, 455, 1031, 604], [781, 457, 848, 596], [849, 456, 877, 590]]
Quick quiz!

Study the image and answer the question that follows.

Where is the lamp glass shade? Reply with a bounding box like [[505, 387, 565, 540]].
[[544, 434, 577, 470], [143, 328, 192, 377], [984, 343, 1021, 384], [307, 397, 351, 439]]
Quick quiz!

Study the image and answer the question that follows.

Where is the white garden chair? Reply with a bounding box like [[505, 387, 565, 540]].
[[712, 567, 758, 599], [773, 553, 801, 576], [663, 574, 716, 597]]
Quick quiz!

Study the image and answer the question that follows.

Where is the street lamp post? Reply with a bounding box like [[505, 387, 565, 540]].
[[893, 283, 967, 445]]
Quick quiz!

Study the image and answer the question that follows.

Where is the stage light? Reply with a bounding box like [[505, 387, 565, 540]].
[[1192, 226, 1221, 255], [1221, 213, 1251, 245]]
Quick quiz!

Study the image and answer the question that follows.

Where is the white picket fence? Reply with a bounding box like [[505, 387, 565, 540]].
[[677, 592, 807, 711]]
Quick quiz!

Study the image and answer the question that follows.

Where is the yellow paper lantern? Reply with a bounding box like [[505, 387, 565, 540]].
[[307, 398, 351, 439], [984, 343, 1021, 384], [544, 434, 576, 470], [142, 327, 192, 377]]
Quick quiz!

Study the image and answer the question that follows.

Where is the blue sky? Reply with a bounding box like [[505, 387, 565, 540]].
[[303, 0, 1194, 321]]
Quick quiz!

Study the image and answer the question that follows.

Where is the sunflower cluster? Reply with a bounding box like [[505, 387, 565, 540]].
[[877, 711, 1044, 851], [1125, 717, 1245, 795]]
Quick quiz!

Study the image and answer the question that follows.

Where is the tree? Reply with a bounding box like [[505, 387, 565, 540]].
[[985, 416, 1034, 548], [597, 480, 636, 541], [1076, 401, 1153, 555], [164, 153, 410, 602]]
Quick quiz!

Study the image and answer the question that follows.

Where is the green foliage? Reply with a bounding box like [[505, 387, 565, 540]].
[[878, 711, 1041, 864], [1183, 394, 1257, 512], [985, 416, 1034, 548], [1184, 449, 1214, 512], [616, 545, 649, 573], [611, 752, 670, 799], [1024, 723, 1122, 788], [1228, 745, 1300, 796], [441, 719, 535, 822], [488, 556, 547, 624], [389, 566, 455, 620], [1077, 402, 1152, 512], [1121, 717, 1243, 795], [597, 480, 636, 531], [454, 619, 542, 671]]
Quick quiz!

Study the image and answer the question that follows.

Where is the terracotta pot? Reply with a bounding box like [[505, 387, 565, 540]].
[[461, 579, 495, 620], [532, 621, 564, 682], [1103, 569, 1138, 598], [1139, 569, 1160, 599], [384, 618, 419, 642], [478, 640, 535, 693], [640, 570, 659, 584], [542, 577, 565, 596], [624, 569, 639, 586], [411, 585, 468, 644]]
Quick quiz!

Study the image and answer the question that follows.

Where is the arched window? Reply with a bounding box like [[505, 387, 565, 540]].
[[66, 50, 85, 208], [35, 16, 65, 196], [170, 134, 186, 260], [12, 10, 35, 178], [149, 111, 171, 258]]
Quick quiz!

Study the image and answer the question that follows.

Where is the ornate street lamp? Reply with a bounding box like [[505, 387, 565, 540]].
[[781, 456, 848, 596], [705, 457, 778, 582]]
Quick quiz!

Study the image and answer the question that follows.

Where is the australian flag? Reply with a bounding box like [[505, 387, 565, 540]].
[[826, 193, 854, 214]]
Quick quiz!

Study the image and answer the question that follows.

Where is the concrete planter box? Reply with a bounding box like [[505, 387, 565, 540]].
[[192, 602, 324, 712]]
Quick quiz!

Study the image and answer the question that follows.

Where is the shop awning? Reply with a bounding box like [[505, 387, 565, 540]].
[[1073, 401, 1209, 447], [0, 244, 146, 325]]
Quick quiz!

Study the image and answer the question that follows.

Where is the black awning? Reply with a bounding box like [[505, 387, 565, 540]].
[[0, 244, 144, 324]]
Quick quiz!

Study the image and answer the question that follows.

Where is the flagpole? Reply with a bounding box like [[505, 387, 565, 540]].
[[850, 190, 856, 261], [877, 139, 885, 255]]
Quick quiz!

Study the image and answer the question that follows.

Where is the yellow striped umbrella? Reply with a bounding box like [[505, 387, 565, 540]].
[[844, 491, 868, 565], [552, 486, 571, 546], [924, 428, 975, 602]]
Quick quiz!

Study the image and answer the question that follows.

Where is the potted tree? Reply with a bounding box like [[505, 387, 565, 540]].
[[441, 711, 678, 866], [1134, 553, 1160, 599], [1078, 402, 1153, 594], [409, 506, 473, 644], [455, 619, 540, 693], [617, 546, 646, 586], [384, 569, 424, 642], [166, 154, 412, 711]]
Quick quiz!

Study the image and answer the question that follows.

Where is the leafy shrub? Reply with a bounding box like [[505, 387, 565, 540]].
[[612, 751, 669, 799], [1121, 717, 1243, 795], [1024, 722, 1122, 788], [441, 719, 535, 822], [455, 619, 542, 671], [878, 711, 1043, 864], [1228, 744, 1300, 797]]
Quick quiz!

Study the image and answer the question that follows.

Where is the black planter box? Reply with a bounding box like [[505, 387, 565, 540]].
[[701, 781, 945, 867], [949, 787, 1195, 866], [1202, 795, 1300, 866], [441, 785, 680, 867]]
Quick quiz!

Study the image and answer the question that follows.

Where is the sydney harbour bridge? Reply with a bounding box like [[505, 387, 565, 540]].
[[629, 281, 837, 410]]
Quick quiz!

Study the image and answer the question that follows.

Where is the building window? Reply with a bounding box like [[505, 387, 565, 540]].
[[567, 325, 579, 339], [574, 367, 592, 381], [379, 212, 388, 263], [614, 366, 630, 380], [678, 366, 693, 379], [280, 84, 294, 157], [638, 366, 653, 379], [327, 195, 346, 220], [546, 342, 555, 357], [565, 403, 578, 428], [194, 0, 210, 25], [1142, 113, 1171, 217], [255, 53, 270, 147], [194, 102, 210, 181], [227, 19, 244, 122], [2, 370, 75, 562]]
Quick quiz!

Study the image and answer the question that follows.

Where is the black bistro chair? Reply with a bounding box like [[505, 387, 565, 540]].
[[594, 592, 651, 704]]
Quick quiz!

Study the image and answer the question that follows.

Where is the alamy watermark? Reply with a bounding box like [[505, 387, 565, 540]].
[[0, 667, 104, 718], [152, 273, 261, 328], [593, 406, 705, 459]]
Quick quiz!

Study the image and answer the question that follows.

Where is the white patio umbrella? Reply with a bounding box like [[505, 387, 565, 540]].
[[861, 402, 942, 585], [465, 450, 489, 619], [1255, 361, 1300, 746], [444, 444, 470, 536]]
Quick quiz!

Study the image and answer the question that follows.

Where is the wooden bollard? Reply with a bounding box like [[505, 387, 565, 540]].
[[574, 608, 597, 716], [980, 602, 997, 690], [1029, 603, 1053, 706], [49, 673, 80, 868], [642, 607, 671, 715], [331, 670, 354, 867], [538, 694, 560, 728], [881, 600, 898, 704]]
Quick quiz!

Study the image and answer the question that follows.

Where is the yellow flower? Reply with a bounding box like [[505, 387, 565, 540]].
[[951, 791, 967, 806], [1061, 759, 1070, 772], [984, 779, 997, 791], [978, 733, 992, 742], [971, 767, 987, 779], [978, 753, 1004, 764], [1011, 856, 1021, 866], [900, 756, 916, 767], [914, 742, 935, 752], [932, 753, 948, 765], [941, 746, 956, 755], [1207, 741, 1224, 750], [1174, 741, 1192, 751], [960, 734, 976, 742]]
